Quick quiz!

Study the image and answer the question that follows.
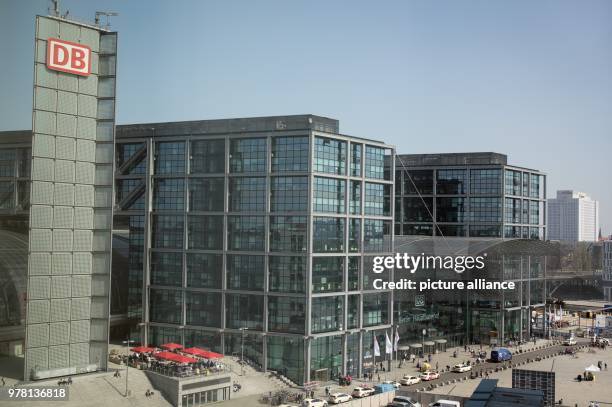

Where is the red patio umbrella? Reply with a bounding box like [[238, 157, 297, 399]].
[[154, 351, 197, 364], [160, 342, 183, 351], [182, 347, 208, 357], [201, 350, 223, 359], [131, 346, 157, 353]]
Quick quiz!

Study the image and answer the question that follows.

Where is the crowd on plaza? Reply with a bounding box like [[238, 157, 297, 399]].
[[114, 343, 228, 378]]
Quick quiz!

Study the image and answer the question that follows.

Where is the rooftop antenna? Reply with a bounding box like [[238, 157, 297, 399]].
[[49, 0, 60, 17], [95, 11, 119, 29]]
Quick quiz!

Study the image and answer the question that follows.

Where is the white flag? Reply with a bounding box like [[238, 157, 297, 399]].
[[394, 329, 400, 352], [373, 335, 380, 357], [385, 332, 392, 354]]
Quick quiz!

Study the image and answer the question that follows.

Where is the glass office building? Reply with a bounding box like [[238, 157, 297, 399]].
[[393, 152, 546, 239], [114, 115, 395, 384], [390, 153, 549, 348]]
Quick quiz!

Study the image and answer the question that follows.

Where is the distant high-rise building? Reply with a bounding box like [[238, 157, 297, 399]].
[[547, 190, 599, 242]]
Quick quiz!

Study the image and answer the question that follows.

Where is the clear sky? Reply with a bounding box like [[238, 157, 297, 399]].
[[1, 0, 611, 234]]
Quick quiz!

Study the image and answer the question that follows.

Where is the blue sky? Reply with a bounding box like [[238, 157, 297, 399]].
[[1, 0, 611, 233]]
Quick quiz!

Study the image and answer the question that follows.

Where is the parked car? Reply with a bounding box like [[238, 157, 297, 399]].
[[382, 380, 401, 389], [388, 395, 422, 407], [419, 371, 440, 381], [400, 375, 421, 385], [451, 363, 472, 373], [563, 337, 577, 346], [593, 337, 610, 346], [328, 393, 352, 404], [351, 386, 375, 398], [302, 399, 328, 407], [428, 400, 460, 407], [490, 347, 512, 362]]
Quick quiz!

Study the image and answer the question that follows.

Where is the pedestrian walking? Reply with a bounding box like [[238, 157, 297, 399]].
[[605, 363, 608, 370], [436, 362, 439, 371], [1, 377, 5, 387], [377, 373, 380, 382]]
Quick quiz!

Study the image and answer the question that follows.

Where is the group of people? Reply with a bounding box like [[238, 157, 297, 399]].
[[129, 350, 226, 378]]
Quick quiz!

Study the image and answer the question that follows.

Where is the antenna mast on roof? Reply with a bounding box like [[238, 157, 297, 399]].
[[49, 0, 60, 17]]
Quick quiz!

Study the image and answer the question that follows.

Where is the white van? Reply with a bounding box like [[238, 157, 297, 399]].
[[428, 400, 461, 407]]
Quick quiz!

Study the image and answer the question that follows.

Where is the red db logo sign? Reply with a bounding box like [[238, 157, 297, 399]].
[[46, 38, 91, 76]]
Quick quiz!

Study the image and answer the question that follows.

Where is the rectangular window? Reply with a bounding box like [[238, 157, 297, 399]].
[[153, 178, 184, 210], [270, 216, 307, 252], [225, 294, 264, 330], [189, 178, 224, 212], [271, 136, 308, 172], [314, 137, 346, 175], [349, 218, 361, 253], [347, 295, 360, 329], [190, 139, 225, 174], [364, 182, 389, 216], [269, 256, 306, 293], [186, 291, 221, 327], [150, 251, 182, 287], [312, 257, 344, 293], [436, 169, 466, 194], [363, 293, 388, 327], [403, 170, 433, 194], [311, 296, 344, 333], [470, 197, 502, 222], [364, 219, 388, 252], [186, 253, 222, 289], [314, 177, 345, 214], [268, 296, 305, 334], [351, 143, 362, 176], [150, 289, 183, 324], [187, 215, 223, 250], [349, 181, 361, 215], [227, 216, 265, 251], [227, 255, 265, 291], [154, 141, 185, 174], [348, 257, 360, 291], [117, 143, 146, 175], [469, 225, 501, 238], [313, 217, 345, 253], [505, 170, 521, 196], [470, 168, 501, 194], [229, 177, 266, 212], [436, 197, 465, 222], [230, 138, 267, 173], [529, 174, 540, 198], [270, 176, 308, 212], [364, 146, 385, 179], [152, 215, 184, 249]]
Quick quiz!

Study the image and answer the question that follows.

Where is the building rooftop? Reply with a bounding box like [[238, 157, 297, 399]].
[[465, 379, 544, 407], [395, 152, 508, 166]]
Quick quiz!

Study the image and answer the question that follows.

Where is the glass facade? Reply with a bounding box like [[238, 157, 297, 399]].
[[393, 160, 545, 239], [110, 120, 394, 385]]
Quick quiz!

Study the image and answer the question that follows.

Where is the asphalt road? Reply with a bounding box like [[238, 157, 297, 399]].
[[406, 341, 589, 390]]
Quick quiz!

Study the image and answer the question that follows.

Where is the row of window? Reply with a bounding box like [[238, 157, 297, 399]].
[[395, 168, 544, 198], [121, 137, 390, 178], [149, 289, 389, 334], [150, 215, 392, 253], [146, 176, 391, 215], [151, 253, 376, 293], [394, 197, 544, 224], [394, 223, 546, 238]]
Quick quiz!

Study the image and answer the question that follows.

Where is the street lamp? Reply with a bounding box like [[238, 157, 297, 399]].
[[123, 322, 145, 398], [421, 328, 426, 358], [239, 327, 248, 376], [122, 337, 136, 397]]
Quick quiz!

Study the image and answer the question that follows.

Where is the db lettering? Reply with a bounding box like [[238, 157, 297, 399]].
[[46, 38, 91, 76]]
